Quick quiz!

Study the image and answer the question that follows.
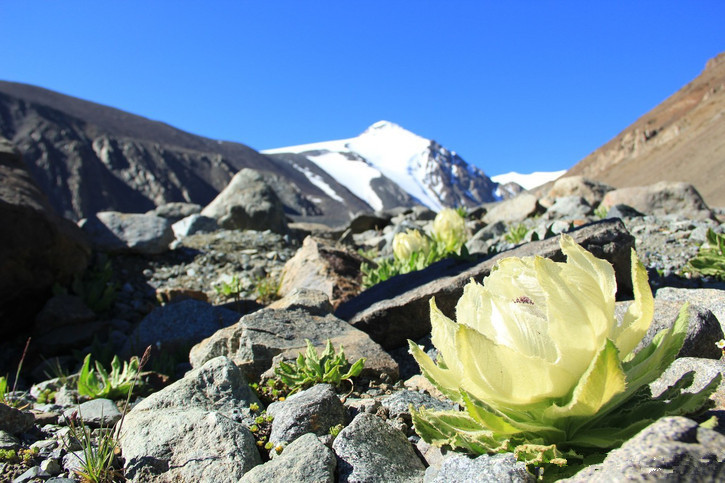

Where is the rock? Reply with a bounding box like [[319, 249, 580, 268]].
[[201, 168, 287, 233], [0, 429, 20, 450], [121, 409, 261, 482], [78, 211, 174, 254], [336, 219, 635, 349], [482, 192, 543, 225], [34, 294, 96, 331], [61, 450, 85, 475], [466, 221, 507, 254], [0, 403, 35, 434], [13, 465, 51, 482], [601, 181, 715, 220], [547, 176, 614, 207], [148, 202, 202, 222], [171, 214, 219, 238], [266, 288, 333, 316], [121, 299, 240, 358], [119, 356, 262, 482], [425, 453, 534, 483], [346, 212, 392, 234], [39, 458, 61, 476], [564, 417, 725, 481], [605, 204, 644, 219], [33, 320, 112, 356], [544, 196, 592, 220], [655, 287, 725, 332], [649, 358, 725, 411], [332, 413, 426, 482], [240, 433, 336, 482], [628, 298, 725, 360], [278, 236, 366, 310], [380, 390, 454, 420], [266, 384, 347, 446], [62, 398, 121, 428], [189, 307, 399, 382], [0, 136, 91, 337]]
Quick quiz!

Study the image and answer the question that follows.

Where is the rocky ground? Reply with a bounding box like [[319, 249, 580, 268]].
[[2, 176, 725, 482]]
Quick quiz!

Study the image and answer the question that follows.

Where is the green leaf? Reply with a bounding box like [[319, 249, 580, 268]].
[[341, 358, 366, 379]]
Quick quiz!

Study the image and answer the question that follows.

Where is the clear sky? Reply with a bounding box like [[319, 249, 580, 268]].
[[1, 2, 723, 176]]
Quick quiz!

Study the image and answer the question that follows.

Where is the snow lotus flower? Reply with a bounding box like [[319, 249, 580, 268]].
[[409, 234, 720, 465], [432, 208, 466, 254], [393, 229, 431, 263]]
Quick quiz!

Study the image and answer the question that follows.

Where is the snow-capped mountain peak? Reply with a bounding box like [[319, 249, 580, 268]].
[[263, 121, 501, 214]]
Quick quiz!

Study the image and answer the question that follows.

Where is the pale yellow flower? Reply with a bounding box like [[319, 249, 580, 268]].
[[432, 208, 466, 253], [393, 229, 431, 262]]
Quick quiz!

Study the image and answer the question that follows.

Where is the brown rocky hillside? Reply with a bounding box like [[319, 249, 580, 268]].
[[566, 52, 725, 208]]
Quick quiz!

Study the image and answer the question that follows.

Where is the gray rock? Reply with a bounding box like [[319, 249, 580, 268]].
[[171, 214, 219, 238], [266, 288, 333, 316], [121, 409, 261, 482], [605, 204, 644, 219], [39, 458, 62, 476], [547, 176, 614, 207], [380, 390, 454, 420], [127, 356, 260, 417], [628, 298, 725, 360], [189, 307, 399, 382], [333, 413, 426, 482], [336, 219, 635, 349], [0, 429, 20, 450], [240, 432, 336, 483], [79, 211, 174, 254], [544, 196, 592, 220], [62, 398, 121, 429], [564, 417, 725, 482], [0, 403, 35, 434], [121, 299, 240, 358], [201, 168, 287, 233], [346, 212, 392, 234], [34, 294, 96, 331], [46, 479, 76, 483], [61, 450, 85, 476], [655, 287, 725, 332], [466, 221, 507, 254], [267, 384, 347, 446], [12, 465, 51, 482], [649, 357, 725, 410], [148, 202, 202, 222], [602, 181, 715, 220], [425, 453, 534, 483], [482, 193, 543, 225]]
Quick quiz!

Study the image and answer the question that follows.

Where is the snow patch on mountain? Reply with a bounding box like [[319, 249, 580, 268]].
[[491, 170, 566, 190], [306, 151, 385, 211]]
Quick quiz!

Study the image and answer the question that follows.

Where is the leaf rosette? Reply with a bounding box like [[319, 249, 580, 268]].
[[409, 234, 720, 465]]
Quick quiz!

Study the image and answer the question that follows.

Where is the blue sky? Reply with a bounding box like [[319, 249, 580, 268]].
[[1, 2, 723, 176]]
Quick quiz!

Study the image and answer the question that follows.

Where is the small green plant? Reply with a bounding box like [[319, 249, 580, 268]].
[[36, 388, 56, 404], [686, 229, 725, 280], [504, 223, 529, 244], [329, 423, 344, 438], [274, 339, 365, 395], [254, 274, 280, 304], [0, 447, 37, 465], [213, 274, 244, 303], [593, 204, 609, 219], [250, 379, 288, 405], [54, 256, 117, 314], [77, 353, 145, 400]]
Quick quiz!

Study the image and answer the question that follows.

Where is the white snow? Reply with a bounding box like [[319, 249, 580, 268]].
[[290, 163, 344, 203], [305, 151, 385, 211], [491, 170, 567, 190]]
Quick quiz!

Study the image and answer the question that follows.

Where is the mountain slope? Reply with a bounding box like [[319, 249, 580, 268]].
[[264, 121, 502, 211], [566, 52, 725, 208]]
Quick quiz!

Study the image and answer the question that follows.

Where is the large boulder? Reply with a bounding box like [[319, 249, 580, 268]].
[[201, 168, 287, 233], [601, 181, 715, 220], [78, 211, 174, 254], [0, 137, 90, 336], [482, 192, 543, 225], [547, 176, 614, 207]]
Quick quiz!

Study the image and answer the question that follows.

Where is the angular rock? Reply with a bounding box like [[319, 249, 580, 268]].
[[544, 196, 592, 220], [0, 429, 20, 450], [564, 417, 725, 482], [171, 214, 219, 238], [482, 192, 543, 225], [601, 181, 715, 220], [0, 403, 35, 434], [266, 384, 347, 446], [628, 298, 725, 360], [336, 219, 635, 349], [655, 287, 725, 332], [0, 136, 90, 336], [278, 236, 366, 310], [190, 307, 398, 382], [547, 176, 614, 207], [346, 212, 392, 234], [240, 433, 336, 483], [605, 203, 644, 219], [266, 288, 333, 316], [425, 453, 534, 483], [649, 357, 725, 411], [201, 168, 287, 233], [79, 211, 174, 254], [333, 413, 425, 482], [380, 390, 454, 420], [121, 409, 261, 482], [62, 398, 121, 429], [148, 202, 202, 222], [121, 299, 240, 358]]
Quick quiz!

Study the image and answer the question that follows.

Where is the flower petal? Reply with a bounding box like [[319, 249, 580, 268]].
[[611, 249, 654, 358]]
